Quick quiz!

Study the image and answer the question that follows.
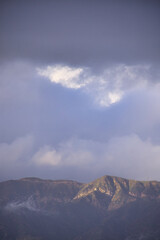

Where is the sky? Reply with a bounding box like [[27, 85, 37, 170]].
[[0, 0, 160, 182]]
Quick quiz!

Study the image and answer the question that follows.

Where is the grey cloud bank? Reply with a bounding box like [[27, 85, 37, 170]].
[[0, 0, 160, 182], [1, 0, 160, 66]]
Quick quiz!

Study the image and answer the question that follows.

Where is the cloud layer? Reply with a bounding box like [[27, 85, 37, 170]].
[[1, 0, 160, 65], [1, 0, 160, 183], [0, 61, 160, 182], [38, 64, 159, 107], [1, 134, 160, 182]]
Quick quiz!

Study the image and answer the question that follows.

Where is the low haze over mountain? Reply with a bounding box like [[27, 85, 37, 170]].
[[0, 175, 160, 240]]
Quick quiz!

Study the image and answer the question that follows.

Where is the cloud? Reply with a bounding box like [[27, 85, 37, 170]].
[[37, 65, 86, 89], [1, 0, 160, 65], [38, 64, 158, 107], [31, 135, 160, 181], [105, 134, 160, 180], [0, 135, 34, 164], [32, 138, 95, 167], [0, 61, 160, 182], [0, 135, 34, 179], [1, 133, 160, 182], [32, 146, 61, 166]]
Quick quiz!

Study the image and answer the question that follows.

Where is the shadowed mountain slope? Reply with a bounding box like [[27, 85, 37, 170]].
[[0, 175, 160, 240]]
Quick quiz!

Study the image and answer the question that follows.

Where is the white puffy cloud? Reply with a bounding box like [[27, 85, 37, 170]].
[[1, 134, 160, 181], [32, 146, 61, 166], [87, 64, 150, 107], [32, 138, 95, 167], [32, 135, 160, 181], [37, 64, 157, 107], [37, 65, 86, 89]]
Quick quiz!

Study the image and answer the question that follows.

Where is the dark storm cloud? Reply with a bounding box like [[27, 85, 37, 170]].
[[0, 0, 160, 66]]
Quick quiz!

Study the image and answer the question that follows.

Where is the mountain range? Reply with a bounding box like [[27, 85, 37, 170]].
[[0, 175, 160, 240]]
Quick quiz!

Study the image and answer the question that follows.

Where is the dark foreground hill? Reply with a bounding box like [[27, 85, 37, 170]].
[[0, 175, 160, 240]]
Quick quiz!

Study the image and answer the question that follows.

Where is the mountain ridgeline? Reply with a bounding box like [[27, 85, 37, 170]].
[[0, 175, 160, 240]]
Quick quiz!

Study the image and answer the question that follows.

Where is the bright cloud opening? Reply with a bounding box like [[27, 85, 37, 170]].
[[37, 65, 85, 89], [37, 64, 155, 107]]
